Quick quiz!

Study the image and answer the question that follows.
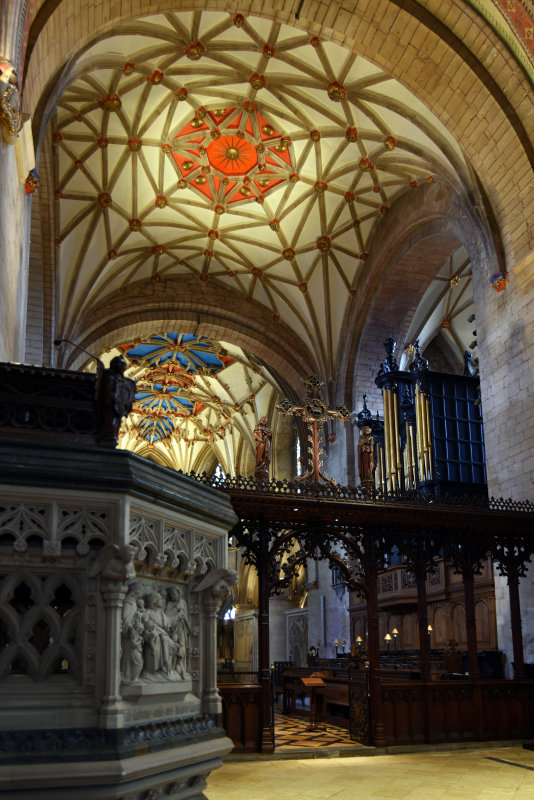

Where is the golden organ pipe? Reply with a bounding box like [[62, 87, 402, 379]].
[[392, 390, 402, 486]]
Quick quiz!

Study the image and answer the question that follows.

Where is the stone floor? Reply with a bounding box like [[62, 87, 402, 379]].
[[205, 746, 534, 799]]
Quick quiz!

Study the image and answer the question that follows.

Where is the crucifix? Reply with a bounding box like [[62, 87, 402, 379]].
[[277, 375, 350, 484]]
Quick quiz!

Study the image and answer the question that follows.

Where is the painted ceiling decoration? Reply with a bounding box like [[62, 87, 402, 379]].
[[53, 10, 473, 381], [109, 333, 282, 474]]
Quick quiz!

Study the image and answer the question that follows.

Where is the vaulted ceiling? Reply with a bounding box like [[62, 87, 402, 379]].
[[48, 9, 483, 475], [52, 10, 473, 382]]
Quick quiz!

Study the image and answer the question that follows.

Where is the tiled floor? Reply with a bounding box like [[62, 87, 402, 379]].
[[274, 710, 357, 750], [205, 746, 534, 800]]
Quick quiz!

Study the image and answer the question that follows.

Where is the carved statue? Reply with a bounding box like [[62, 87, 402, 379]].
[[357, 425, 375, 485], [165, 587, 191, 678], [90, 543, 136, 581], [96, 354, 136, 446], [254, 416, 272, 480], [142, 591, 177, 679], [122, 618, 144, 682]]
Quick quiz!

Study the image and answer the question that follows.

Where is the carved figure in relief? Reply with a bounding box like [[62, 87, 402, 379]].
[[357, 425, 375, 485], [254, 416, 272, 480], [142, 591, 177, 680], [165, 587, 191, 678], [96, 354, 136, 446], [91, 543, 136, 581], [122, 618, 144, 681]]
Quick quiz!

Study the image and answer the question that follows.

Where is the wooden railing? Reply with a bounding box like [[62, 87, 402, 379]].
[[218, 673, 263, 753], [379, 678, 534, 746]]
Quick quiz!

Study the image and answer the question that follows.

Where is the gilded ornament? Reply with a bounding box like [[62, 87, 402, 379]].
[[190, 118, 204, 128], [0, 65, 22, 143], [345, 126, 358, 142], [147, 70, 163, 84], [252, 267, 263, 278], [449, 275, 461, 288], [161, 143, 172, 153], [97, 136, 109, 148], [327, 81, 346, 102], [53, 131, 63, 143], [282, 247, 295, 260], [298, 281, 308, 293], [25, 170, 40, 194], [150, 274, 161, 282], [379, 204, 389, 215], [185, 41, 205, 60], [108, 249, 117, 259], [129, 218, 142, 231], [310, 37, 321, 48], [384, 135, 397, 150], [233, 14, 245, 26], [195, 175, 207, 184], [258, 179, 270, 187], [177, 179, 187, 189], [490, 272, 508, 292], [214, 204, 225, 215], [243, 101, 256, 113], [240, 186, 251, 195], [359, 252, 368, 261], [314, 181, 327, 193], [204, 249, 214, 259], [310, 129, 321, 141], [409, 179, 418, 188], [426, 175, 435, 183], [201, 165, 211, 174], [98, 192, 112, 208], [359, 157, 374, 172], [210, 128, 221, 139], [75, 160, 84, 169], [182, 160, 194, 170], [263, 44, 275, 58], [175, 87, 188, 101], [155, 195, 167, 208], [289, 172, 300, 183], [317, 235, 331, 252], [127, 138, 141, 151], [152, 245, 166, 256], [262, 124, 275, 136], [441, 318, 451, 329], [344, 191, 354, 202], [99, 93, 121, 110], [208, 229, 219, 240], [123, 62, 135, 74], [372, 185, 380, 193], [249, 73, 266, 90], [269, 219, 280, 231]]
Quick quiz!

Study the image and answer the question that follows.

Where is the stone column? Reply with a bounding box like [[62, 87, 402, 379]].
[[99, 580, 128, 728], [193, 568, 238, 716]]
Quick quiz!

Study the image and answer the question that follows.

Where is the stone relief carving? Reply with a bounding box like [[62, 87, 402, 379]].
[[193, 536, 216, 575], [121, 583, 191, 684], [130, 517, 197, 573], [0, 504, 48, 552], [90, 543, 136, 582], [163, 526, 195, 573], [0, 572, 81, 681], [58, 507, 109, 554]]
